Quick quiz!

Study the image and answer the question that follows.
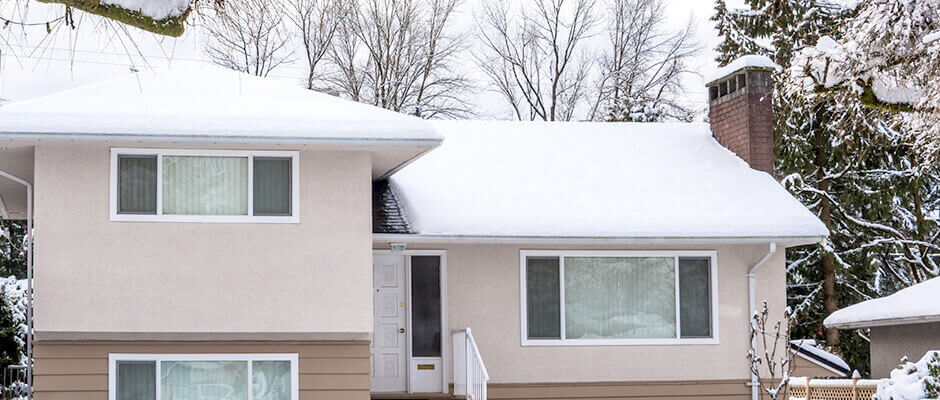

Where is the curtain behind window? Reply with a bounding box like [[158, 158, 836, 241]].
[[564, 257, 676, 339], [162, 156, 248, 215], [251, 361, 291, 400], [161, 361, 248, 400]]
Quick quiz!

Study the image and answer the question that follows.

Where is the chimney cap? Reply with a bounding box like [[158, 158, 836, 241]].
[[706, 55, 780, 86]]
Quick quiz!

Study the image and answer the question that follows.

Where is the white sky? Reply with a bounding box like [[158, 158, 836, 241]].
[[0, 0, 744, 118]]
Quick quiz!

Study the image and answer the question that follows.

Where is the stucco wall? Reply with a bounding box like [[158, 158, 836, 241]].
[[33, 142, 373, 337], [385, 242, 786, 384], [870, 322, 940, 378]]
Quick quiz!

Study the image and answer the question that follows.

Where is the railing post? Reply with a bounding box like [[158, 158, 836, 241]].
[[466, 337, 473, 399]]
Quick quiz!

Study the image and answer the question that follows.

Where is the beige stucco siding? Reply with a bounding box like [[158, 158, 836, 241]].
[[870, 322, 940, 378], [382, 242, 786, 384], [32, 341, 370, 400], [33, 142, 373, 337]]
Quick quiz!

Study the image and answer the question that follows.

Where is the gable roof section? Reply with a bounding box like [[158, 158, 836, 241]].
[[824, 276, 940, 329], [379, 120, 828, 241], [0, 62, 440, 145]]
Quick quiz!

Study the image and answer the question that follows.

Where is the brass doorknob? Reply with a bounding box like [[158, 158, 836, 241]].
[[399, 328, 405, 333]]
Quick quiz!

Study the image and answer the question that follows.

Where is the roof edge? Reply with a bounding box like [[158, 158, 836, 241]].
[[824, 314, 940, 330], [0, 131, 442, 147], [373, 233, 826, 245]]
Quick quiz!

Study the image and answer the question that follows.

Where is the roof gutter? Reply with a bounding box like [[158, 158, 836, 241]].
[[0, 131, 443, 147], [825, 314, 940, 330], [374, 233, 822, 245], [746, 242, 776, 400]]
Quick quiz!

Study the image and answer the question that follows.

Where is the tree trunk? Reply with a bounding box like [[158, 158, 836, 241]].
[[814, 109, 840, 347]]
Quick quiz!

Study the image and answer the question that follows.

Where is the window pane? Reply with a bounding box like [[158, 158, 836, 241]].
[[252, 361, 291, 400], [565, 257, 676, 339], [161, 361, 248, 400], [118, 155, 157, 214], [411, 256, 442, 356], [679, 257, 712, 338], [526, 257, 560, 339], [117, 361, 155, 400], [162, 156, 248, 215], [253, 158, 292, 216]]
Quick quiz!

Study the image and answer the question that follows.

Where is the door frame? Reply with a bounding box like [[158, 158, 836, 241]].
[[372, 249, 448, 394]]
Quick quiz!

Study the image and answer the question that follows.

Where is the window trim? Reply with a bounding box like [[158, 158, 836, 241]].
[[109, 148, 300, 223], [108, 353, 300, 400], [519, 250, 719, 346]]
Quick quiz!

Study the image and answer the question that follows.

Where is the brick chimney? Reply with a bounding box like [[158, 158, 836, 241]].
[[706, 56, 776, 175]]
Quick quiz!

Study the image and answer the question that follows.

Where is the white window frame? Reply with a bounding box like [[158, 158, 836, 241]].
[[108, 353, 300, 400], [519, 250, 719, 346], [109, 148, 300, 223]]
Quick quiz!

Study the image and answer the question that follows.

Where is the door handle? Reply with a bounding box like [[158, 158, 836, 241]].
[[399, 328, 405, 334]]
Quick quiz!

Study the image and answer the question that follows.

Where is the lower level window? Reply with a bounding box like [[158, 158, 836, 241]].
[[522, 251, 717, 345], [110, 354, 298, 400]]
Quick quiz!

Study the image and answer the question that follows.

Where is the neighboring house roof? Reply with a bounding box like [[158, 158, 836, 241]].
[[790, 339, 851, 377], [824, 276, 940, 329], [0, 62, 441, 179], [378, 120, 828, 242]]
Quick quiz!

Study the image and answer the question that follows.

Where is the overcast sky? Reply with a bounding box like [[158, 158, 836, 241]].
[[0, 0, 742, 118]]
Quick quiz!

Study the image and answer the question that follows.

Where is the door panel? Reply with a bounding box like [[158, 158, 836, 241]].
[[372, 255, 407, 392]]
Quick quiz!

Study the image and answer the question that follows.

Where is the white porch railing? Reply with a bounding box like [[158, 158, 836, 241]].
[[453, 328, 489, 400]]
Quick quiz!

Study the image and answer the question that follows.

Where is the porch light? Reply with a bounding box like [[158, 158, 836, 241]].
[[390, 243, 407, 252]]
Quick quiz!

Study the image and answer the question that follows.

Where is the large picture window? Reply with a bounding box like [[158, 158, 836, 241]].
[[520, 251, 717, 345], [110, 149, 299, 223], [109, 354, 298, 400]]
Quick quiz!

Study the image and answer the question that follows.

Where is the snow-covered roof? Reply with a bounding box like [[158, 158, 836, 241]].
[[790, 339, 851, 376], [707, 55, 781, 84], [0, 62, 441, 146], [384, 120, 828, 241], [824, 277, 940, 329]]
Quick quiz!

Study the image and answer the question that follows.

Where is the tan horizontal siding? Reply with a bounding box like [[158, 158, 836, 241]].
[[33, 340, 370, 400], [486, 380, 751, 400]]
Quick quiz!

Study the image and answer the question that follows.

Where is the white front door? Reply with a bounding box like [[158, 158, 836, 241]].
[[371, 255, 408, 392]]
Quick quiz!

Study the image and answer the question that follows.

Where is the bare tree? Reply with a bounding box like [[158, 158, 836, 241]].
[[590, 0, 700, 122], [283, 0, 346, 90], [747, 302, 797, 400], [203, 0, 293, 77], [325, 0, 473, 118], [475, 0, 598, 121]]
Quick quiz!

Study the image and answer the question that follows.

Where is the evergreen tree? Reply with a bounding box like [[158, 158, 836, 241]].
[[713, 0, 940, 376]]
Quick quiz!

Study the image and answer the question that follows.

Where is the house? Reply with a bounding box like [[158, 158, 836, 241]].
[[824, 277, 940, 378], [0, 57, 828, 400]]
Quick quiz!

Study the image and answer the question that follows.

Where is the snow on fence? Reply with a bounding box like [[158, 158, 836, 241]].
[[787, 377, 878, 400]]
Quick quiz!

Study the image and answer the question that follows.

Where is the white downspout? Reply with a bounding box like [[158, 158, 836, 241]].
[[0, 169, 33, 399], [746, 242, 776, 400]]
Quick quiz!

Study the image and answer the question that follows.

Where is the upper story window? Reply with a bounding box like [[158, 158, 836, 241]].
[[110, 149, 299, 223], [521, 250, 718, 346]]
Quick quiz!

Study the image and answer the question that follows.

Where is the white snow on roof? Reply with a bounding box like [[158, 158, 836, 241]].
[[0, 62, 440, 145], [101, 0, 189, 20], [388, 120, 828, 239], [707, 55, 781, 83], [791, 339, 851, 373], [824, 277, 940, 329]]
